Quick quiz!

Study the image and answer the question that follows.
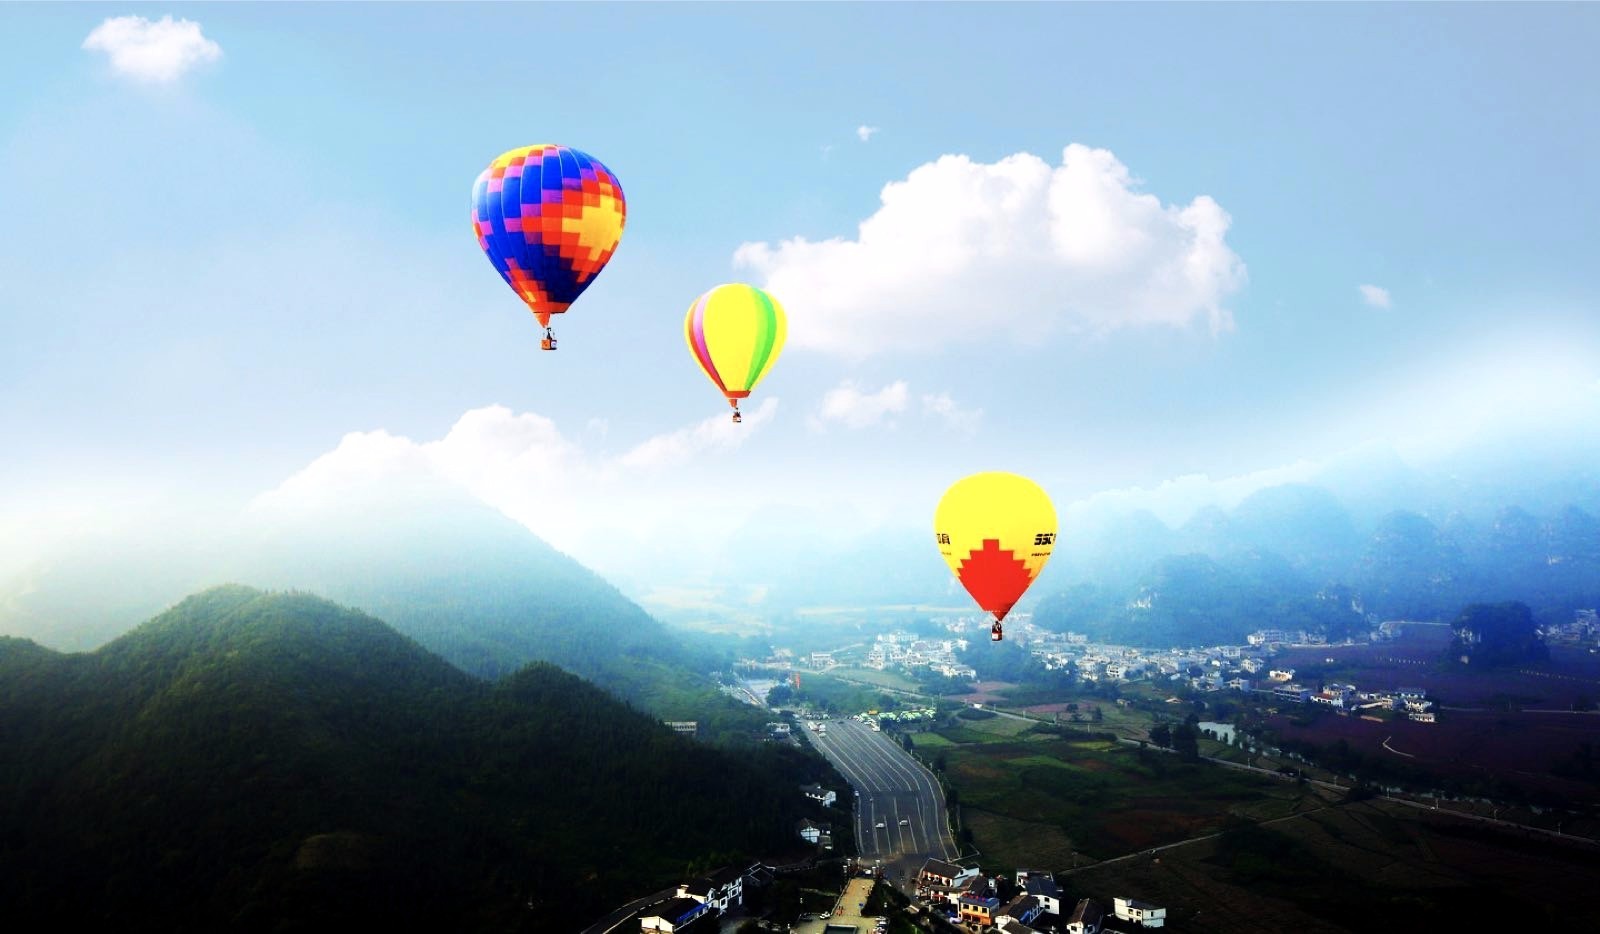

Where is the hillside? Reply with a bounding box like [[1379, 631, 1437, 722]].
[[0, 586, 843, 929], [1, 493, 769, 740], [1034, 492, 1600, 646]]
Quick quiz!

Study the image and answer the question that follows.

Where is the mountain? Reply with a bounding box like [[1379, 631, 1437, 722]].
[[0, 586, 840, 929], [1036, 490, 1596, 647], [0, 491, 769, 738]]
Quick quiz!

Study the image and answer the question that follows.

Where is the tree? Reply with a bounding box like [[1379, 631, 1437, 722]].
[[1173, 720, 1201, 762], [1149, 723, 1172, 749], [1450, 602, 1548, 667]]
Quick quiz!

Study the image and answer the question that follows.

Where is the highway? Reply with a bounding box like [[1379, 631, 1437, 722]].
[[800, 718, 958, 887]]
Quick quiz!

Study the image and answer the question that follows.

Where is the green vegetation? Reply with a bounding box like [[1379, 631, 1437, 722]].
[[768, 672, 900, 715], [0, 586, 844, 929], [1450, 601, 1549, 667], [927, 725, 1316, 861]]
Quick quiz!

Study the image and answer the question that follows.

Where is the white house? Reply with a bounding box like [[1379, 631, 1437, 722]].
[[1021, 874, 1062, 915], [918, 857, 979, 891], [640, 897, 710, 932], [796, 819, 829, 844], [1065, 898, 1105, 934], [800, 783, 837, 807], [1113, 896, 1167, 927]]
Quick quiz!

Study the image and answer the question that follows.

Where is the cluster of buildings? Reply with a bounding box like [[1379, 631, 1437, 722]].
[[796, 783, 839, 849], [1546, 609, 1600, 647], [1263, 680, 1437, 722], [632, 864, 767, 932], [915, 860, 1165, 933], [862, 630, 977, 680]]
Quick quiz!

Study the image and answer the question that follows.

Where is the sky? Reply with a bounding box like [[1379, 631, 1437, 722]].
[[2, 3, 1598, 588]]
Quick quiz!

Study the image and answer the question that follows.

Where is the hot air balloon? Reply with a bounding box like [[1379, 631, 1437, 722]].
[[471, 144, 625, 351], [684, 283, 786, 423], [934, 472, 1056, 642]]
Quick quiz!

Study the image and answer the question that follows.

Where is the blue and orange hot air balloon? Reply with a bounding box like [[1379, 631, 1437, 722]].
[[684, 284, 787, 423], [935, 472, 1057, 642], [471, 144, 625, 350]]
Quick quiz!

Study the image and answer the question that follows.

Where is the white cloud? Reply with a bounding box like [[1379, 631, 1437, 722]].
[[254, 401, 780, 555], [618, 397, 779, 469], [814, 380, 910, 429], [1070, 460, 1323, 528], [1359, 284, 1392, 309], [857, 125, 880, 142], [921, 392, 982, 432], [734, 144, 1245, 357], [83, 15, 222, 83]]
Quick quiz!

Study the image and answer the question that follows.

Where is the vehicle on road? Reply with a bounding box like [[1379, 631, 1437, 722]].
[[900, 819, 910, 825], [875, 821, 886, 829]]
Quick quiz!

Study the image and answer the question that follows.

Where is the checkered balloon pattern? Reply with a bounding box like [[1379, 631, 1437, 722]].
[[471, 144, 626, 327]]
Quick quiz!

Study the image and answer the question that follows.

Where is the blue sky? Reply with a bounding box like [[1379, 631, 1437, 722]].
[[2, 3, 1598, 583]]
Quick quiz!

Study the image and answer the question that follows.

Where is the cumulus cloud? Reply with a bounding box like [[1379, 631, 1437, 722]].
[[857, 125, 880, 142], [618, 398, 779, 469], [254, 401, 779, 553], [813, 380, 910, 429], [734, 144, 1245, 357], [1359, 284, 1392, 309], [82, 15, 222, 83]]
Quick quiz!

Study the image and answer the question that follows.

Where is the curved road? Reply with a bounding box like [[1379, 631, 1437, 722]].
[[800, 719, 958, 886]]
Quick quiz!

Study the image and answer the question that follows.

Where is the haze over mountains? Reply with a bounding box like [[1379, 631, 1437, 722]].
[[4, 431, 1598, 655]]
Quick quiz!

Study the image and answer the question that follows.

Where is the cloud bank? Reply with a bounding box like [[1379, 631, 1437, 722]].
[[734, 144, 1246, 357], [83, 15, 222, 83], [254, 401, 780, 557]]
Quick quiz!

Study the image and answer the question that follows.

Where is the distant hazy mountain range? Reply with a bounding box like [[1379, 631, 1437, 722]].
[[0, 488, 761, 726], [5, 442, 1598, 654], [0, 586, 830, 927], [674, 445, 1600, 646], [1030, 485, 1600, 646]]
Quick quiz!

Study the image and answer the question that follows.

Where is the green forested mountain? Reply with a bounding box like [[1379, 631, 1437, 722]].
[[0, 586, 841, 930], [3, 492, 768, 741]]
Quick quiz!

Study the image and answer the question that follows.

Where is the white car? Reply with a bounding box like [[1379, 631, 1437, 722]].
[[900, 819, 910, 826], [875, 821, 886, 829]]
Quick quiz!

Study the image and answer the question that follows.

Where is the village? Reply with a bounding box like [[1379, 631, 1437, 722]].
[[764, 616, 1449, 726], [595, 853, 1171, 934]]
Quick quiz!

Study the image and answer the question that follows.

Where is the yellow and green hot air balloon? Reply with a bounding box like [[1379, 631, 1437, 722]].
[[684, 283, 786, 423], [934, 472, 1057, 642]]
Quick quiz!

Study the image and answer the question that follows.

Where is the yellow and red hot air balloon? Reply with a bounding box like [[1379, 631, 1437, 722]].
[[684, 283, 786, 423], [471, 144, 625, 350], [935, 472, 1056, 642]]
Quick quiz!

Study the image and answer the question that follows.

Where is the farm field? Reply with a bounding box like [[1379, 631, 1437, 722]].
[[1257, 705, 1600, 810], [825, 667, 923, 692], [1272, 633, 1600, 709], [1062, 798, 1600, 932], [916, 726, 1330, 861]]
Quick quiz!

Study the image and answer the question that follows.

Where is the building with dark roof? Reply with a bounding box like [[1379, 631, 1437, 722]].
[[1066, 897, 1105, 934], [639, 896, 709, 932]]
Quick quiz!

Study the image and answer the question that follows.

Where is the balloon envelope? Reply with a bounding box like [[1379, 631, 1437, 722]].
[[684, 283, 787, 407], [471, 144, 625, 328], [935, 472, 1057, 622]]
